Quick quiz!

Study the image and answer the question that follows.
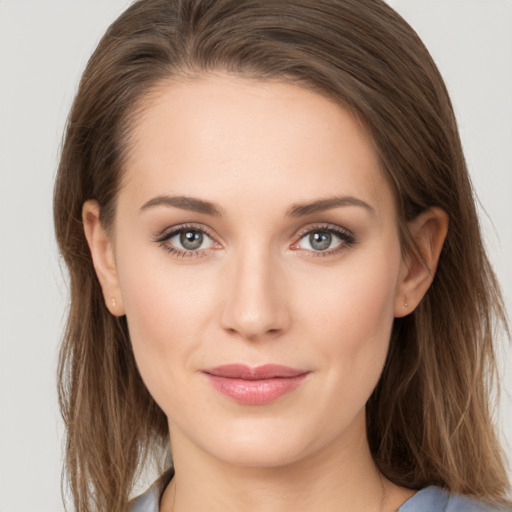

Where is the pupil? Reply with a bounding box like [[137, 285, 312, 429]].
[[180, 230, 203, 250], [310, 231, 331, 251]]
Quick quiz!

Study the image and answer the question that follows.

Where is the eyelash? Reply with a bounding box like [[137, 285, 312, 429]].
[[154, 223, 356, 259], [155, 223, 218, 259], [292, 224, 356, 257]]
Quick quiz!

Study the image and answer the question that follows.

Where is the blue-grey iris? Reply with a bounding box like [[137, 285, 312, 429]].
[[180, 230, 203, 250], [310, 231, 331, 251]]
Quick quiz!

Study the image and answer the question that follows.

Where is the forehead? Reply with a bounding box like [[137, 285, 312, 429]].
[[121, 74, 392, 217]]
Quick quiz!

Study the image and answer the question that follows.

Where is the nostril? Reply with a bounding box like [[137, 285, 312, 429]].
[[219, 268, 291, 340]]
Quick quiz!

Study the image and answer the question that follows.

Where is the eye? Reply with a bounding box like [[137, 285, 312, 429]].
[[303, 231, 337, 251], [170, 228, 212, 251], [155, 224, 218, 257], [292, 225, 355, 255]]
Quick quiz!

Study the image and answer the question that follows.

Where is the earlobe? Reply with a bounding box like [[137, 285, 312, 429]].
[[82, 200, 125, 316], [394, 207, 449, 317]]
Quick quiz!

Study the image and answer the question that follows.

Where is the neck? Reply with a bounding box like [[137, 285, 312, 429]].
[[160, 413, 413, 512]]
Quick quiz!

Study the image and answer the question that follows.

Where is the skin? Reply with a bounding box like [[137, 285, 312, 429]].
[[84, 74, 448, 511]]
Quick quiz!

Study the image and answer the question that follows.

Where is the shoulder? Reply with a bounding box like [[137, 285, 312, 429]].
[[398, 486, 510, 512], [126, 469, 174, 512]]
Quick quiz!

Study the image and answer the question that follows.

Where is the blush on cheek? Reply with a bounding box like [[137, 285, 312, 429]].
[[125, 304, 184, 418], [119, 260, 213, 410], [310, 253, 399, 395]]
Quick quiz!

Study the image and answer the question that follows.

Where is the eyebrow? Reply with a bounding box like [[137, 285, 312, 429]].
[[139, 195, 223, 216], [139, 194, 374, 217], [286, 196, 375, 217]]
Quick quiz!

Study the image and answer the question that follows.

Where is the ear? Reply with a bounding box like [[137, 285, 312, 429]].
[[394, 207, 449, 317], [82, 200, 125, 316]]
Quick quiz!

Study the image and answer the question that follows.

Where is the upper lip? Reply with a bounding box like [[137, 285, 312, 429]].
[[203, 364, 308, 380]]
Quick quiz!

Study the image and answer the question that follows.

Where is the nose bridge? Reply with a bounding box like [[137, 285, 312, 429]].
[[220, 241, 289, 340]]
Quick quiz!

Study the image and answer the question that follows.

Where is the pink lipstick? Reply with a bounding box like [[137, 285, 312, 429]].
[[203, 364, 309, 405]]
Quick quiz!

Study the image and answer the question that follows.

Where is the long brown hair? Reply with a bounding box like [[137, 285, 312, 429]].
[[53, 0, 510, 510]]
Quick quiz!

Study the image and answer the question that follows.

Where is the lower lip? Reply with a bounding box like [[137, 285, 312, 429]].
[[205, 374, 308, 405]]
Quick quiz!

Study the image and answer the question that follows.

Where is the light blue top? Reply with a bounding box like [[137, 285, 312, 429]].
[[127, 472, 508, 511]]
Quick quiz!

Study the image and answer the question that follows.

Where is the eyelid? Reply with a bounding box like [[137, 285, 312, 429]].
[[291, 223, 356, 255], [154, 223, 222, 257], [155, 222, 217, 243], [153, 221, 356, 258], [294, 222, 354, 240]]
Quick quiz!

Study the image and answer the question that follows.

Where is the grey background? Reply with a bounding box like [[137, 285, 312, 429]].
[[1, 1, 511, 510]]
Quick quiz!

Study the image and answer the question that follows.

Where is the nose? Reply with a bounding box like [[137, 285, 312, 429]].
[[220, 246, 291, 342]]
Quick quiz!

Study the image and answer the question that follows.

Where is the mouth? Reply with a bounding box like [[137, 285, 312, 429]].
[[202, 364, 310, 405]]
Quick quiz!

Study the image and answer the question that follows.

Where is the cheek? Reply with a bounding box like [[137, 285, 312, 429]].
[[114, 242, 218, 409], [298, 244, 401, 398], [117, 233, 216, 337], [304, 249, 398, 335]]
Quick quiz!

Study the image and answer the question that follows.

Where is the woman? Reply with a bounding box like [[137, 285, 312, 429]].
[[53, 0, 511, 511]]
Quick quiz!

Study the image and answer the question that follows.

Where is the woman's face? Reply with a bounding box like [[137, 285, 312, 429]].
[[104, 75, 408, 467]]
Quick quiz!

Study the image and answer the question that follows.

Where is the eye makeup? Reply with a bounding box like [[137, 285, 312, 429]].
[[153, 221, 357, 260], [291, 223, 357, 258], [154, 223, 220, 259]]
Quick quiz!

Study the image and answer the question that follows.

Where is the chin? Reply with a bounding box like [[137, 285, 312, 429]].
[[174, 412, 354, 470], [203, 438, 314, 469]]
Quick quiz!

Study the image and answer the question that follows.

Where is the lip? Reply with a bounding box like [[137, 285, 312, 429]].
[[202, 364, 310, 405]]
